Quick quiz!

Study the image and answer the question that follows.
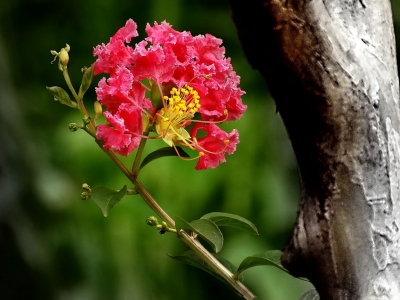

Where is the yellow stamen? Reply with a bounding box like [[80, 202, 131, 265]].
[[155, 84, 202, 147]]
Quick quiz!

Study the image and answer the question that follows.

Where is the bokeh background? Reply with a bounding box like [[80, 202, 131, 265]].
[[1, 1, 400, 299]]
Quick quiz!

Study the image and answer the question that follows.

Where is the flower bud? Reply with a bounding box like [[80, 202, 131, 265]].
[[82, 115, 91, 125], [94, 101, 103, 120], [81, 191, 90, 200], [146, 216, 159, 227], [161, 221, 169, 230], [59, 47, 69, 67], [50, 44, 70, 70], [69, 123, 79, 132], [82, 183, 91, 191]]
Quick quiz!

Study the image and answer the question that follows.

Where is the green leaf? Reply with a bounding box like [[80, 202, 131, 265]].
[[78, 65, 94, 98], [140, 147, 190, 171], [299, 289, 320, 300], [175, 216, 224, 253], [201, 212, 259, 235], [235, 250, 288, 278], [46, 86, 77, 108], [150, 78, 163, 109], [168, 250, 243, 283], [90, 185, 127, 217], [174, 215, 190, 232]]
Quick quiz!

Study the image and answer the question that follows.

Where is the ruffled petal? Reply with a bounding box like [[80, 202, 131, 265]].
[[190, 123, 239, 170], [96, 105, 143, 156], [93, 19, 137, 75]]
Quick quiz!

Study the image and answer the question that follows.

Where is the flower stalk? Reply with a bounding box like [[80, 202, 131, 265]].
[[61, 67, 96, 135]]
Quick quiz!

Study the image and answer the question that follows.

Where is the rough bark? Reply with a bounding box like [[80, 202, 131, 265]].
[[229, 0, 400, 299]]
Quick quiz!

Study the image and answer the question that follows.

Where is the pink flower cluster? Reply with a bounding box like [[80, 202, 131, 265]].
[[93, 19, 246, 170]]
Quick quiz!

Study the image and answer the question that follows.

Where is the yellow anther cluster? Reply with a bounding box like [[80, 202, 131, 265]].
[[156, 84, 201, 147], [163, 84, 201, 115]]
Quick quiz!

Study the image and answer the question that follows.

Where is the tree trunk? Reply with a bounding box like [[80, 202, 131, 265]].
[[229, 0, 400, 299]]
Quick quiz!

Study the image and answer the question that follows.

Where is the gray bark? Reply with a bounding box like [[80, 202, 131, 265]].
[[229, 0, 400, 299]]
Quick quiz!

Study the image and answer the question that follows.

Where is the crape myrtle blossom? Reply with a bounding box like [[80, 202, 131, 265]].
[[93, 19, 246, 170]]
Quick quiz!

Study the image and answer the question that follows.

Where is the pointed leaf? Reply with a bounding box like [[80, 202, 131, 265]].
[[46, 86, 77, 108], [235, 250, 288, 278], [78, 65, 94, 98], [299, 289, 320, 300], [174, 215, 191, 232], [140, 147, 190, 171], [175, 216, 223, 253], [190, 219, 224, 253], [90, 185, 127, 217], [201, 212, 259, 235]]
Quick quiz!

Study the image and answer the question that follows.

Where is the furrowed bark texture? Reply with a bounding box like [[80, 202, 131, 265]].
[[229, 0, 400, 299]]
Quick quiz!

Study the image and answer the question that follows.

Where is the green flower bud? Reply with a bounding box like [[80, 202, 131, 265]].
[[146, 216, 159, 227], [161, 221, 168, 230], [69, 123, 79, 132], [81, 191, 90, 200], [82, 115, 91, 125]]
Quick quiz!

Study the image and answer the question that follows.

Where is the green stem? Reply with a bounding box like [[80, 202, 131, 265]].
[[178, 231, 256, 300], [92, 137, 255, 299], [132, 177, 175, 228], [97, 142, 132, 179], [95, 140, 175, 228], [132, 133, 148, 176], [62, 67, 96, 134], [132, 177, 256, 300]]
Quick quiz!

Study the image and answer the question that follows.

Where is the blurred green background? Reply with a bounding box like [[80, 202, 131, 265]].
[[1, 0, 400, 299]]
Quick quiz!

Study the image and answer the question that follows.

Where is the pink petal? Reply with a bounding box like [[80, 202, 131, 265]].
[[190, 123, 239, 170], [97, 124, 132, 156], [96, 105, 143, 156], [93, 19, 137, 75], [146, 21, 194, 64], [96, 67, 134, 112], [130, 43, 176, 83], [112, 19, 138, 44]]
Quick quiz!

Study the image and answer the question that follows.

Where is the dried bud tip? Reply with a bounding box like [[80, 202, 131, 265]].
[[82, 183, 91, 191]]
